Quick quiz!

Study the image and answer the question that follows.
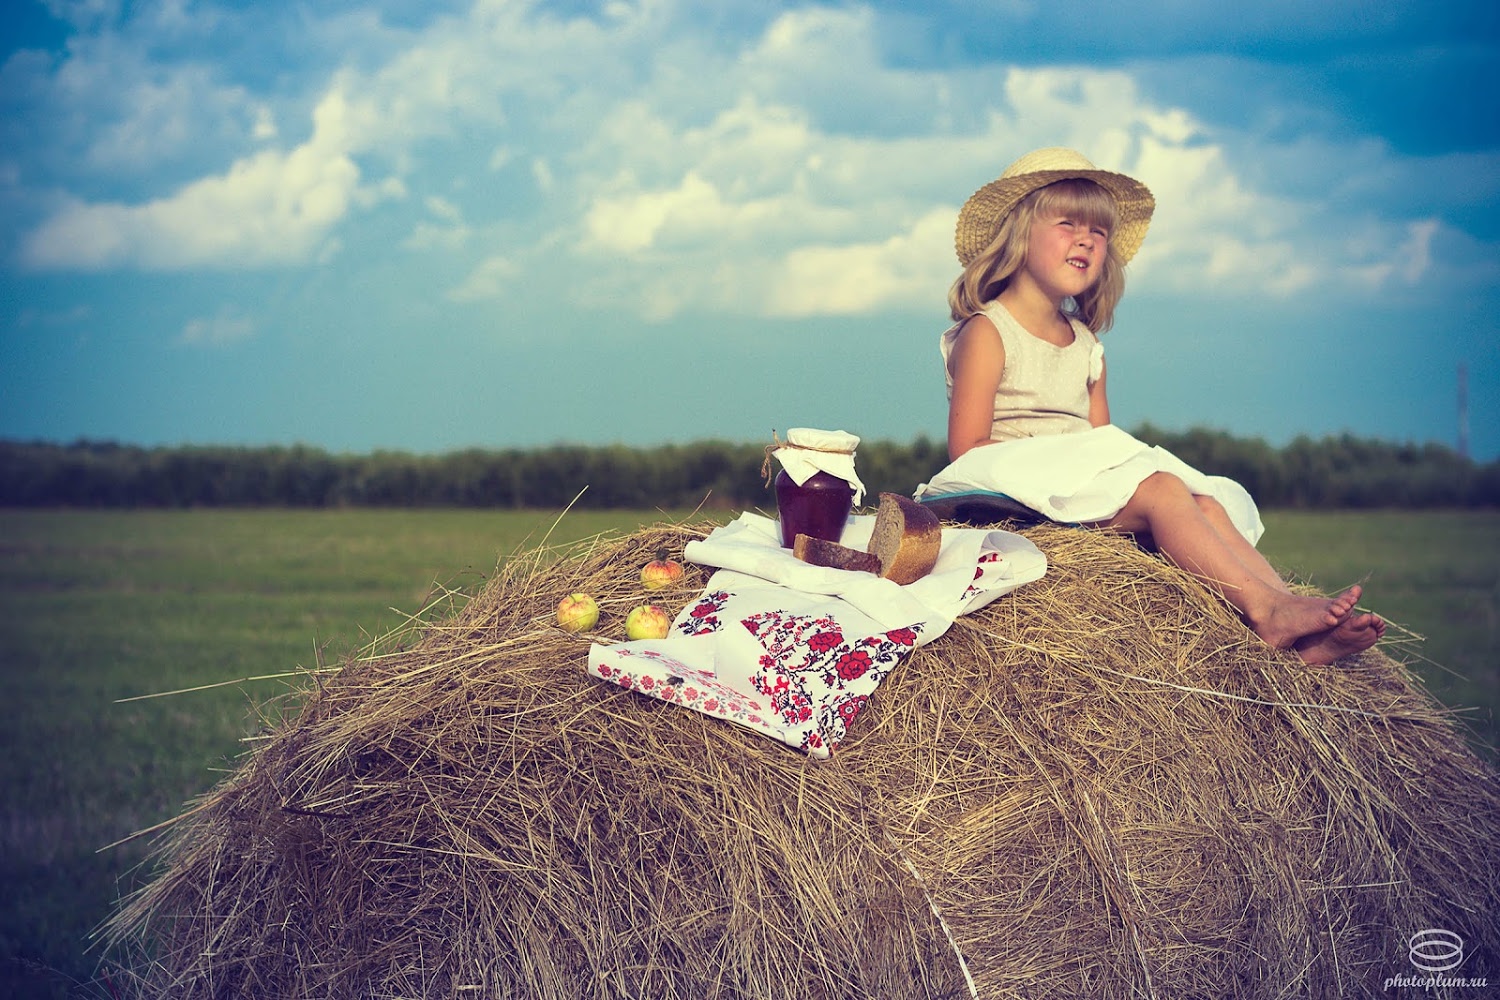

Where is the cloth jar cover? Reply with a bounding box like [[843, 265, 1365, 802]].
[[770, 427, 868, 505], [587, 512, 1046, 758]]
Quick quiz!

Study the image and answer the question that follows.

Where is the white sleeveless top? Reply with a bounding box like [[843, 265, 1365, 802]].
[[940, 301, 1105, 441]]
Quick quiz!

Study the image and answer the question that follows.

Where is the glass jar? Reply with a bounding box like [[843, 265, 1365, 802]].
[[776, 470, 854, 548]]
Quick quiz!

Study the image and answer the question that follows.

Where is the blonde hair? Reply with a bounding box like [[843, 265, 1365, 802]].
[[947, 178, 1126, 333]]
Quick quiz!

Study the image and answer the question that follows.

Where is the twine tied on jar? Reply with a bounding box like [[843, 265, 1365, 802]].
[[761, 428, 866, 505]]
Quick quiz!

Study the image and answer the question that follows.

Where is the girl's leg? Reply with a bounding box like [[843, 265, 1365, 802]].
[[1194, 495, 1361, 615], [1190, 493, 1384, 662], [1101, 473, 1369, 654]]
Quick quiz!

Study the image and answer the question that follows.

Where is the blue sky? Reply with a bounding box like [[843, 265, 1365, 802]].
[[3, 0, 1498, 459]]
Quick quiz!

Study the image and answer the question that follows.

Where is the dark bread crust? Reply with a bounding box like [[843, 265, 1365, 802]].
[[792, 533, 881, 574], [868, 493, 942, 585]]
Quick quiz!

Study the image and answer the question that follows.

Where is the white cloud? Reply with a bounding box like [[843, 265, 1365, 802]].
[[580, 169, 812, 255], [765, 207, 955, 317], [41, 0, 121, 33], [22, 88, 366, 270], [179, 306, 254, 346], [11, 0, 1474, 316], [531, 159, 556, 194], [403, 195, 470, 251], [251, 105, 278, 141], [447, 254, 517, 302], [1343, 218, 1439, 289], [561, 54, 1379, 317], [1128, 136, 1449, 299]]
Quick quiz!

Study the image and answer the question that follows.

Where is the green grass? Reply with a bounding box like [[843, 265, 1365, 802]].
[[1, 507, 1496, 997], [1257, 509, 1500, 751], [0, 507, 723, 999]]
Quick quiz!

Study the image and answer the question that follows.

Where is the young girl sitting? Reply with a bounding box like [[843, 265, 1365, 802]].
[[918, 147, 1384, 665]]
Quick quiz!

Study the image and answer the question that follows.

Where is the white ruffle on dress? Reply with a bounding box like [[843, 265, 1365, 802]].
[[916, 301, 1264, 545]]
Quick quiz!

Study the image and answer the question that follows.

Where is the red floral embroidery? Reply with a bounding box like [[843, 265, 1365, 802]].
[[738, 609, 926, 749], [836, 695, 867, 725], [806, 629, 843, 652], [965, 550, 1004, 599], [835, 649, 872, 680], [680, 589, 732, 636], [886, 627, 917, 646]]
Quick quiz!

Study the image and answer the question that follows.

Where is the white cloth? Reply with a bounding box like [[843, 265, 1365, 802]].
[[771, 427, 867, 505], [587, 513, 1047, 758], [915, 423, 1264, 545]]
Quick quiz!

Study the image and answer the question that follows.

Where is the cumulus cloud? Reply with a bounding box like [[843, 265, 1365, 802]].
[[21, 88, 367, 270], [765, 207, 955, 317], [11, 0, 1471, 317]]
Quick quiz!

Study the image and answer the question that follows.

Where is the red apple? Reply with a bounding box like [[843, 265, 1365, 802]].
[[556, 593, 599, 633], [624, 604, 671, 640], [640, 548, 685, 591]]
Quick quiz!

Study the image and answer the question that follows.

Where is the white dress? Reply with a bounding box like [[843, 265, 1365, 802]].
[[916, 301, 1264, 545]]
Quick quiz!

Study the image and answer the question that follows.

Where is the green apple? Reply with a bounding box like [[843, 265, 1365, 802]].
[[624, 604, 671, 640], [556, 593, 600, 633]]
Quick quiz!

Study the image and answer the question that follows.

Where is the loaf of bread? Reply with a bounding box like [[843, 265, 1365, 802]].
[[793, 533, 881, 574], [867, 492, 942, 585], [792, 494, 943, 585]]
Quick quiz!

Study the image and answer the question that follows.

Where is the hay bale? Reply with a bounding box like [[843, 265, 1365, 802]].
[[105, 521, 1500, 998]]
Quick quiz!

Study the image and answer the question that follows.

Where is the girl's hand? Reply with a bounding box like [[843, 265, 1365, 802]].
[[946, 315, 1005, 460]]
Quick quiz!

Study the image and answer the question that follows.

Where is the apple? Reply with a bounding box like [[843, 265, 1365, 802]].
[[624, 604, 671, 640], [640, 548, 685, 591], [556, 593, 600, 633]]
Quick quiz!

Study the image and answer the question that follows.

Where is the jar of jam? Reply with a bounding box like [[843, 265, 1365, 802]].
[[776, 469, 854, 548]]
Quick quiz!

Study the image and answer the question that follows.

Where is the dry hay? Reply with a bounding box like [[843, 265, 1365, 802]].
[[104, 519, 1500, 999]]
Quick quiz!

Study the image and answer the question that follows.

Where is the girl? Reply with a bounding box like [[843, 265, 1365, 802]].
[[920, 147, 1384, 664]]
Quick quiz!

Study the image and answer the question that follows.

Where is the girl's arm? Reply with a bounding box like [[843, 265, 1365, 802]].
[[1088, 358, 1111, 427], [946, 315, 1006, 461]]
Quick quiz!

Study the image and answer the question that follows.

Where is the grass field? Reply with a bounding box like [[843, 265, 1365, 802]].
[[2, 507, 1496, 998]]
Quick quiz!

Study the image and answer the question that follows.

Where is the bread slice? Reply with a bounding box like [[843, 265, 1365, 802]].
[[793, 533, 881, 574], [867, 492, 942, 585]]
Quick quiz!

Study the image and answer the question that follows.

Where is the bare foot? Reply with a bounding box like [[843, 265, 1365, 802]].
[[1327, 584, 1362, 620], [1250, 586, 1361, 650], [1294, 612, 1387, 665]]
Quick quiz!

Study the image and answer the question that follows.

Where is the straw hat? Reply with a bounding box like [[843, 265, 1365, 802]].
[[954, 147, 1155, 267]]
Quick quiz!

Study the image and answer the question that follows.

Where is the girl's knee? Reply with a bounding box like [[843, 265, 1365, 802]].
[[1194, 492, 1225, 515], [1113, 472, 1193, 530], [1135, 471, 1191, 503]]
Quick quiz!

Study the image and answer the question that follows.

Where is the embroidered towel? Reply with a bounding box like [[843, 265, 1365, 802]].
[[587, 513, 1045, 757]]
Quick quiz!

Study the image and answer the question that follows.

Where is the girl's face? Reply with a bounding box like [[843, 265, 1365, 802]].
[[1022, 210, 1110, 302]]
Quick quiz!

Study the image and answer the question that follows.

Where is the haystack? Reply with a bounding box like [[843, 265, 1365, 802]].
[[105, 519, 1500, 999]]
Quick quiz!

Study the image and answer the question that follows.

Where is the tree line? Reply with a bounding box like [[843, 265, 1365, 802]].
[[1, 430, 1496, 510]]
